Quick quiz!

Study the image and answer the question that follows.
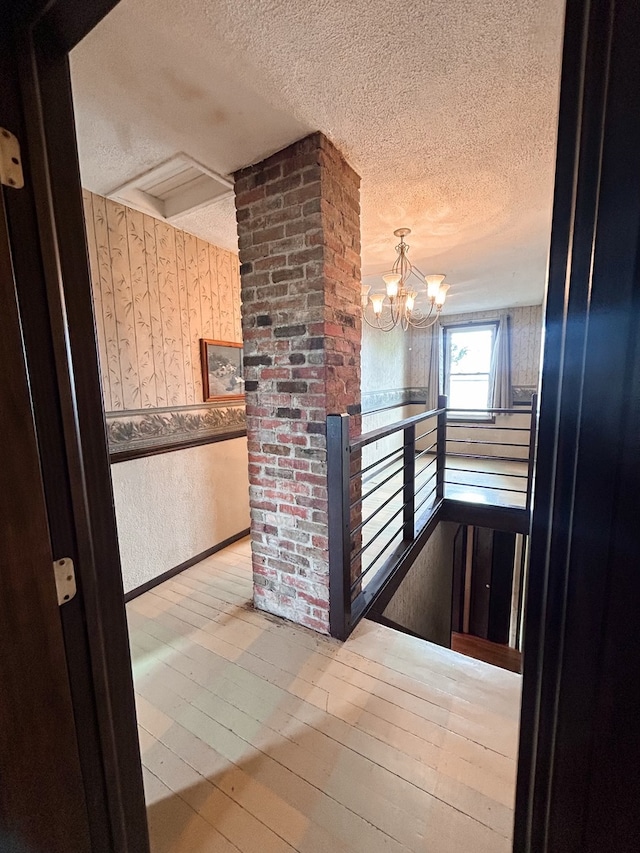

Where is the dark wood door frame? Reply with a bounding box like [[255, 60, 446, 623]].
[[516, 0, 640, 850], [4, 0, 149, 850]]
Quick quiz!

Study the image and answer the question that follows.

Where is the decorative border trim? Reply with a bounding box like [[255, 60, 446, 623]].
[[362, 385, 538, 414], [513, 386, 538, 405], [106, 402, 246, 455], [362, 387, 427, 414], [110, 428, 247, 464]]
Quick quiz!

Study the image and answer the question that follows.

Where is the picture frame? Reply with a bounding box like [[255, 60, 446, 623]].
[[199, 339, 245, 403]]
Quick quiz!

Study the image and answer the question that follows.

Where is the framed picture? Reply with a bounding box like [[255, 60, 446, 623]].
[[200, 339, 245, 402]]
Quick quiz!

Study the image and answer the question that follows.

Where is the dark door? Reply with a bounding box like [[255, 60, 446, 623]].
[[0, 188, 92, 853]]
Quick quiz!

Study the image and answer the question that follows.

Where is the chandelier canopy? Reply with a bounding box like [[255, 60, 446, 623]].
[[361, 228, 450, 331]]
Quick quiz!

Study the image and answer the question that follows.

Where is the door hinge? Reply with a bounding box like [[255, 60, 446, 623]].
[[53, 557, 77, 606], [0, 128, 24, 189]]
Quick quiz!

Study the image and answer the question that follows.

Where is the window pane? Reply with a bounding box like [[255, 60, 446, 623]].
[[449, 328, 494, 374], [448, 375, 490, 410]]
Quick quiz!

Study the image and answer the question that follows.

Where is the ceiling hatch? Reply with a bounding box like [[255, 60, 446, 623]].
[[108, 154, 233, 222]]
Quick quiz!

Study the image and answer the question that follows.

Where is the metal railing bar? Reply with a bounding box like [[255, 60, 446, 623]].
[[358, 447, 402, 483], [446, 407, 529, 415], [446, 451, 529, 463], [444, 479, 527, 494], [414, 456, 437, 481], [414, 471, 436, 499], [446, 423, 531, 431], [350, 501, 406, 565], [352, 482, 406, 535], [446, 438, 530, 447], [350, 407, 445, 451], [352, 524, 405, 590], [351, 462, 405, 509], [415, 483, 438, 516], [414, 441, 437, 462], [444, 465, 529, 479], [415, 424, 438, 442]]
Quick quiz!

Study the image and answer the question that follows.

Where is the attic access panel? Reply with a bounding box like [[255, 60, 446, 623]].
[[108, 153, 233, 222]]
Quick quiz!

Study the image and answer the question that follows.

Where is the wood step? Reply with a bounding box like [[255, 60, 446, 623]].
[[451, 632, 522, 674]]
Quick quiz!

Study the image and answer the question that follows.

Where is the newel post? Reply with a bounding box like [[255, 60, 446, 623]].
[[327, 413, 352, 640]]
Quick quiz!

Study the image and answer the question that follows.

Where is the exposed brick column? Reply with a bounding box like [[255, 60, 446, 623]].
[[234, 132, 361, 633]]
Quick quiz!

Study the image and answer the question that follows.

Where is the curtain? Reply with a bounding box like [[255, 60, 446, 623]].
[[490, 313, 512, 408], [427, 321, 441, 410]]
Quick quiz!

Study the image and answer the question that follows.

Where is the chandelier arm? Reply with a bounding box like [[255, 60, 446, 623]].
[[412, 263, 428, 279], [362, 305, 397, 332], [409, 300, 435, 322], [406, 308, 442, 329]]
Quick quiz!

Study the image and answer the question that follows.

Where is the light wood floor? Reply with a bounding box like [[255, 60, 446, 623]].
[[127, 537, 521, 853]]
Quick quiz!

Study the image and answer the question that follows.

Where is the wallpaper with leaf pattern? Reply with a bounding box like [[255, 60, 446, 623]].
[[82, 190, 242, 412], [409, 304, 544, 392]]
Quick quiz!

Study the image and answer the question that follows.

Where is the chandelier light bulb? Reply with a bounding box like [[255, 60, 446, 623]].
[[383, 273, 401, 299], [425, 274, 446, 300], [360, 283, 371, 307], [435, 283, 450, 307], [405, 290, 417, 312], [370, 293, 385, 315]]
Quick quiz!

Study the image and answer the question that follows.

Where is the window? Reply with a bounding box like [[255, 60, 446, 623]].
[[444, 323, 497, 412]]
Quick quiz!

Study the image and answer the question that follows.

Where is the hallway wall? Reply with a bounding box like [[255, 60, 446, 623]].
[[82, 190, 242, 410], [82, 191, 250, 593], [112, 438, 249, 594], [382, 521, 459, 646]]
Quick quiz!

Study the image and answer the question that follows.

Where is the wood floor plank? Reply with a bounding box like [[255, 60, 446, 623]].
[[133, 590, 518, 755], [451, 632, 522, 673], [142, 766, 241, 853], [134, 660, 508, 853], [131, 634, 514, 829], [127, 537, 520, 852], [135, 690, 410, 853], [131, 622, 515, 806], [139, 727, 296, 853], [131, 611, 516, 805]]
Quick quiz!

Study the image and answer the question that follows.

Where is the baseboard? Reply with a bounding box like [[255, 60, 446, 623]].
[[123, 527, 251, 602]]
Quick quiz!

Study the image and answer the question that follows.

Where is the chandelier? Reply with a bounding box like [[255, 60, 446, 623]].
[[361, 228, 450, 331]]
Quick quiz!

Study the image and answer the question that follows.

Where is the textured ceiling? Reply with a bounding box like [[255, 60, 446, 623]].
[[71, 0, 564, 313]]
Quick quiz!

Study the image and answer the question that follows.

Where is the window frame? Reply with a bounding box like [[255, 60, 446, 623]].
[[442, 321, 499, 422]]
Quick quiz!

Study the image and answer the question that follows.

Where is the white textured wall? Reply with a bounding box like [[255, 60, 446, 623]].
[[361, 322, 409, 394], [111, 438, 250, 593]]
